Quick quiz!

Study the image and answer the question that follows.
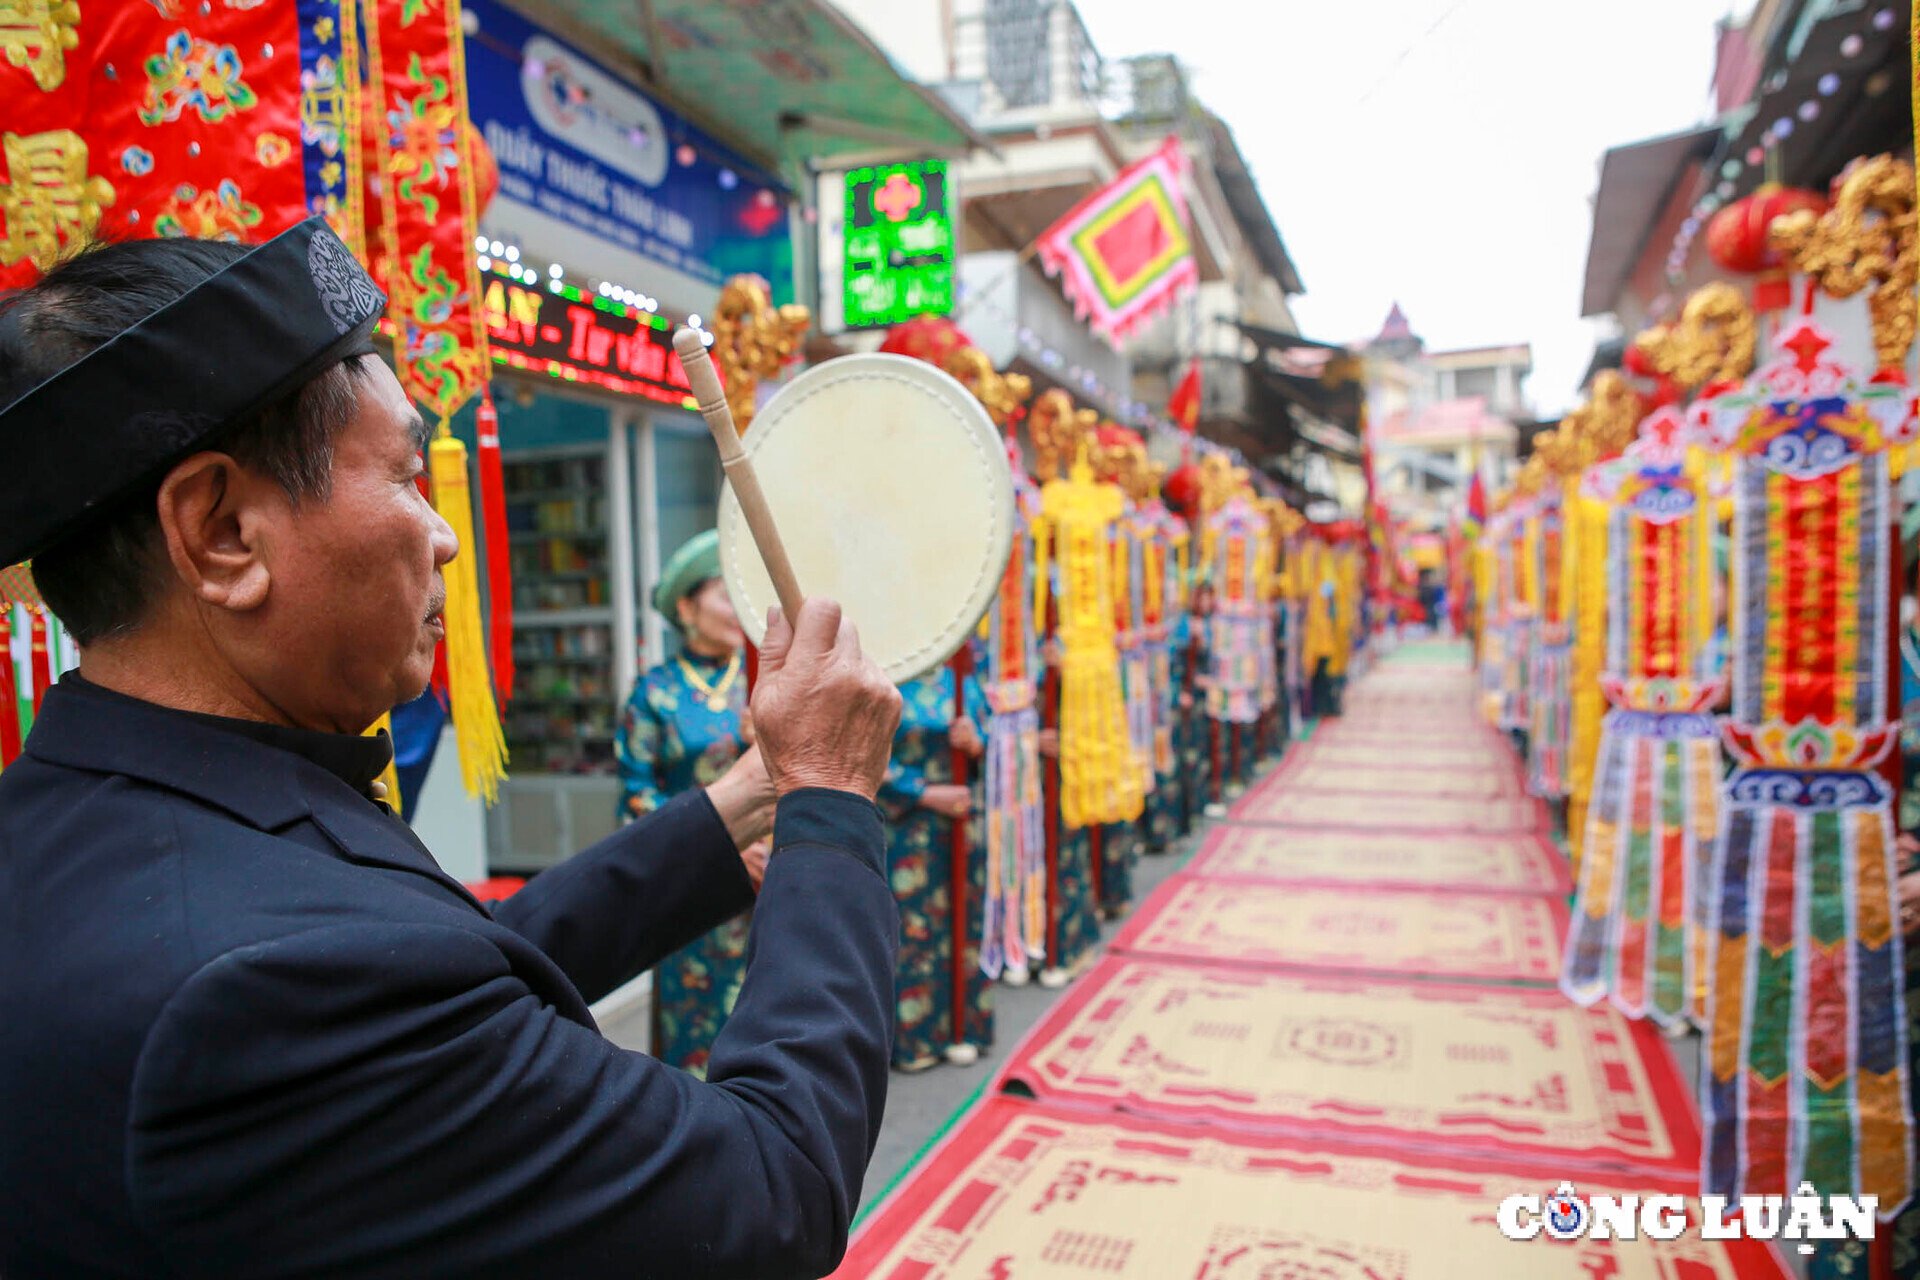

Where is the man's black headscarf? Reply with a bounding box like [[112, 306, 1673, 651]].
[[0, 218, 386, 566]]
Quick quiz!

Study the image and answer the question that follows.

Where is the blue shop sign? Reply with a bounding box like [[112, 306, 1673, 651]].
[[463, 0, 791, 291]]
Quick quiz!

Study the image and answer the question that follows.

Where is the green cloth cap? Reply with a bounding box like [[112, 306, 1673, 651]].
[[652, 529, 721, 620]]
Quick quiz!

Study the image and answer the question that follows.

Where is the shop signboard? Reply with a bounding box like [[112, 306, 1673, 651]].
[[481, 266, 693, 406], [841, 159, 955, 329], [818, 159, 957, 333], [463, 0, 792, 299]]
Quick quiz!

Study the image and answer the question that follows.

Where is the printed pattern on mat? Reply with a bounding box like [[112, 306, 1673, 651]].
[[1290, 738, 1517, 772], [1232, 785, 1546, 834], [1186, 823, 1571, 895], [1001, 956, 1698, 1173], [1264, 757, 1529, 800], [1107, 878, 1566, 983], [835, 1098, 1787, 1280]]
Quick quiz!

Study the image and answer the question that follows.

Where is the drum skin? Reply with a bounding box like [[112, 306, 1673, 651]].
[[717, 353, 1015, 682]]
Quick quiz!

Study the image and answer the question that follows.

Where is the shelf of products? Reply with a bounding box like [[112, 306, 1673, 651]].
[[502, 450, 619, 776]]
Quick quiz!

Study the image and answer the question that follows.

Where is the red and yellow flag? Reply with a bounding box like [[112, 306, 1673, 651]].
[[1036, 136, 1198, 346]]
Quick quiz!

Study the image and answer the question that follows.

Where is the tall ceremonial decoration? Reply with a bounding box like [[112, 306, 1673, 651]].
[[362, 0, 505, 800], [1561, 285, 1758, 1028], [1478, 501, 1530, 731], [1090, 426, 1157, 800], [1039, 405, 1145, 830], [1135, 460, 1191, 840], [1128, 466, 1175, 790], [1260, 499, 1304, 738], [1694, 157, 1919, 1214], [1519, 448, 1573, 798], [1560, 371, 1646, 866], [1559, 385, 1725, 1034], [880, 317, 1044, 986], [1497, 503, 1531, 732], [980, 416, 1048, 984], [1198, 456, 1269, 727]]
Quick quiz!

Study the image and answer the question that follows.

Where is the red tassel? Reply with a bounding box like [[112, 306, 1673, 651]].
[[0, 609, 21, 767], [475, 393, 515, 703], [1753, 270, 1792, 314], [27, 607, 52, 715], [948, 647, 973, 1050]]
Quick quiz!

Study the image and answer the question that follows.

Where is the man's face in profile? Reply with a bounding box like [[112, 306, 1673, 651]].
[[248, 362, 455, 729]]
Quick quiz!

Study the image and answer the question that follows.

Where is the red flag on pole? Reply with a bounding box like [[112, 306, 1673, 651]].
[[1167, 358, 1202, 433], [1463, 470, 1488, 539]]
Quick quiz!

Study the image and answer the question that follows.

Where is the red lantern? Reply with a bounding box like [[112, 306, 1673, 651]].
[[879, 315, 977, 367], [1163, 463, 1204, 520], [466, 120, 498, 219], [1705, 184, 1828, 311]]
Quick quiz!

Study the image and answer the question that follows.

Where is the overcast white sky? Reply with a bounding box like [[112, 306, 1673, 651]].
[[1080, 0, 1740, 414]]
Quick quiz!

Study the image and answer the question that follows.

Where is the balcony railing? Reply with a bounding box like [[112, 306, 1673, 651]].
[[948, 1, 1190, 127]]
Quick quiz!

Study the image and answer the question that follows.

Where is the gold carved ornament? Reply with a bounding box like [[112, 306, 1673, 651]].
[[1139, 459, 1167, 506], [1770, 154, 1918, 373], [1570, 370, 1644, 462], [941, 346, 1032, 429], [1195, 453, 1238, 520], [1026, 389, 1086, 483], [709, 275, 810, 433], [1087, 426, 1145, 496], [1634, 283, 1758, 394]]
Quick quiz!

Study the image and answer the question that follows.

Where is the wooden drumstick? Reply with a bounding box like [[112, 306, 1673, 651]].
[[673, 328, 806, 623]]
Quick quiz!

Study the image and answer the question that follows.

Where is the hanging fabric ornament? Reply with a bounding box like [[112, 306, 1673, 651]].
[[1692, 317, 1916, 1216], [1561, 406, 1724, 1035], [0, 565, 34, 770], [1477, 508, 1520, 727], [980, 446, 1048, 982], [1141, 472, 1192, 773], [1500, 506, 1532, 732], [428, 436, 508, 802], [886, 337, 1037, 981], [0, 607, 18, 770], [1525, 432, 1578, 799], [473, 392, 514, 702], [364, 0, 505, 798], [1091, 426, 1156, 799], [1200, 486, 1269, 727], [1560, 371, 1648, 861], [1041, 441, 1145, 828]]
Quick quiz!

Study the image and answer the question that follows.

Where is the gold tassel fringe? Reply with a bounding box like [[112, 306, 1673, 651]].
[[430, 435, 509, 803]]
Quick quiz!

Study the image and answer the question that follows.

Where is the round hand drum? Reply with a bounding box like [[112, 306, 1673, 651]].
[[717, 353, 1015, 682]]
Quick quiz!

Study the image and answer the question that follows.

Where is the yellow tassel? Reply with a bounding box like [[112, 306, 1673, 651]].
[[1033, 516, 1051, 641], [367, 711, 402, 812], [430, 435, 509, 803], [1565, 484, 1610, 874]]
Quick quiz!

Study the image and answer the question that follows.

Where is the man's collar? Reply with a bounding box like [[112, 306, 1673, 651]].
[[23, 676, 394, 830]]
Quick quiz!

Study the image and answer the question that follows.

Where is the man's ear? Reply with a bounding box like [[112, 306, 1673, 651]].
[[155, 452, 274, 613]]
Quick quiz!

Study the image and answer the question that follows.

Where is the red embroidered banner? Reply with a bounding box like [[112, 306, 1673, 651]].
[[361, 0, 489, 425], [0, 0, 362, 289]]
